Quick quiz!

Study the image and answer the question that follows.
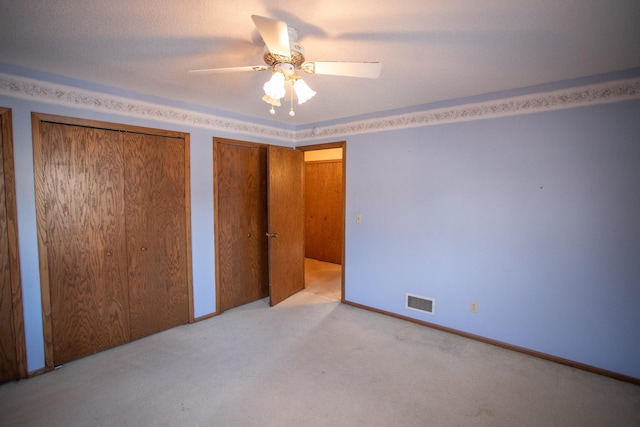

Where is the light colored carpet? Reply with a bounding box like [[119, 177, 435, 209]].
[[1, 290, 638, 426]]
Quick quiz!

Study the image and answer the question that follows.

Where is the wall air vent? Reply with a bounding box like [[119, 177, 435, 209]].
[[406, 293, 435, 315]]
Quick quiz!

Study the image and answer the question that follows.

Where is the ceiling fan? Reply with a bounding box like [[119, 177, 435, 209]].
[[189, 15, 382, 116]]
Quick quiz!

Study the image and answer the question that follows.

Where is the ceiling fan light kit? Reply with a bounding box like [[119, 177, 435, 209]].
[[263, 70, 286, 100], [292, 79, 316, 104], [190, 15, 382, 117]]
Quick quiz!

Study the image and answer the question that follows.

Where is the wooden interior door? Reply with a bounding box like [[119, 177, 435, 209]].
[[304, 160, 343, 264], [267, 146, 304, 306], [124, 133, 190, 339], [0, 108, 26, 383], [40, 123, 130, 365], [215, 139, 269, 312]]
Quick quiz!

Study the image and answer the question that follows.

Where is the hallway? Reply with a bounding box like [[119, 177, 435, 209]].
[[304, 258, 341, 301]]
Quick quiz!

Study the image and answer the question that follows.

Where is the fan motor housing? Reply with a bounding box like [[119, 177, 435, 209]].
[[263, 51, 305, 69]]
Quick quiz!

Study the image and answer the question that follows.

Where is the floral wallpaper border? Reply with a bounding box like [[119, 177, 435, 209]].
[[1, 72, 639, 143], [297, 77, 640, 142], [0, 72, 295, 142]]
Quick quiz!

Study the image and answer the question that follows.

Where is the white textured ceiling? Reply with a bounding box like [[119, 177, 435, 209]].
[[1, 0, 639, 126]]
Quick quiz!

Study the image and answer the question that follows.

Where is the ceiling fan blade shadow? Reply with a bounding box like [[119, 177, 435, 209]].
[[337, 31, 445, 44], [303, 61, 382, 78], [104, 36, 259, 61], [338, 30, 559, 48], [251, 15, 290, 58]]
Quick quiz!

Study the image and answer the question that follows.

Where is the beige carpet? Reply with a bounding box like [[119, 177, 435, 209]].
[[1, 290, 638, 426], [305, 257, 342, 301]]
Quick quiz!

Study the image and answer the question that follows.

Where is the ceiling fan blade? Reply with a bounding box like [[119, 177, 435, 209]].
[[302, 61, 382, 79], [251, 15, 291, 58], [189, 65, 269, 74]]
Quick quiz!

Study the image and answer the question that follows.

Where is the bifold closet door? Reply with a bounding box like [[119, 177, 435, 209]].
[[124, 133, 189, 339], [41, 123, 130, 365], [35, 115, 192, 367]]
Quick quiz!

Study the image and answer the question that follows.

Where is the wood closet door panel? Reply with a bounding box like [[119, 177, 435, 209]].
[[42, 123, 130, 365], [125, 133, 189, 339], [215, 141, 269, 312]]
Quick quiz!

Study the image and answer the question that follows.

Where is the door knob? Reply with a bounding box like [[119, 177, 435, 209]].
[[106, 251, 112, 257], [141, 247, 147, 252]]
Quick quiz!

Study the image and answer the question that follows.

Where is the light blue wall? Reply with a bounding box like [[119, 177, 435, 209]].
[[344, 100, 640, 378], [2, 69, 639, 380]]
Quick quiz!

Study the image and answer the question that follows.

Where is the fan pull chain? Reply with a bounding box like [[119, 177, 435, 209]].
[[289, 80, 295, 117]]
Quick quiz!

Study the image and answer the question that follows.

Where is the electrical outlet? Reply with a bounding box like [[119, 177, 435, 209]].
[[356, 213, 362, 224], [470, 301, 478, 313]]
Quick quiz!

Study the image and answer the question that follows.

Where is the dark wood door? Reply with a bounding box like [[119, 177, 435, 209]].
[[0, 108, 26, 383], [125, 133, 190, 339], [267, 146, 305, 306], [41, 123, 130, 365], [304, 160, 343, 264], [215, 139, 269, 312]]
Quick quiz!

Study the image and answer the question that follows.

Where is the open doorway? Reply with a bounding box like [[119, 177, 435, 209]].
[[298, 142, 345, 302], [213, 138, 344, 313]]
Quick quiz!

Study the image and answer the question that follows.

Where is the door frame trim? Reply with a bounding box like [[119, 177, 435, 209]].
[[1, 107, 27, 379], [32, 113, 194, 370], [296, 141, 346, 302]]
